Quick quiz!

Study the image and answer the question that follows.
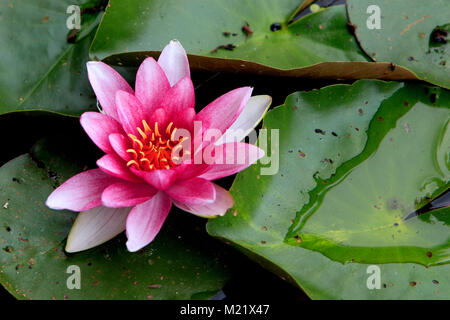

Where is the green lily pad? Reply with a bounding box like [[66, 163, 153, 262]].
[[0, 138, 230, 299], [90, 0, 416, 81], [0, 0, 103, 116], [347, 0, 450, 89], [207, 80, 450, 299]]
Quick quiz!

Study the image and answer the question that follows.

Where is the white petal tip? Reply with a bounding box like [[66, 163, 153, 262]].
[[125, 241, 141, 252], [257, 148, 266, 160], [64, 243, 79, 253], [65, 232, 92, 253], [86, 61, 102, 69], [45, 197, 62, 211]]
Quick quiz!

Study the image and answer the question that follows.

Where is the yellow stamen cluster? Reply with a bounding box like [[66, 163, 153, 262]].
[[126, 120, 187, 171]]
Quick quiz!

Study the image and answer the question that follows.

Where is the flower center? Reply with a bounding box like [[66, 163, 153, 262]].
[[126, 120, 187, 171]]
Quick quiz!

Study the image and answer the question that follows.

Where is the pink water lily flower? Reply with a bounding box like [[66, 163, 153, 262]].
[[46, 40, 271, 253]]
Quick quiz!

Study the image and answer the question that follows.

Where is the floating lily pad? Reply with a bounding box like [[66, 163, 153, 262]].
[[0, 0, 104, 116], [90, 0, 416, 81], [347, 0, 450, 89], [207, 80, 450, 299]]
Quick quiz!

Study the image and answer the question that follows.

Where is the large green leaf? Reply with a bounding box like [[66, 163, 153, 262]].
[[0, 138, 230, 299], [90, 0, 416, 81], [347, 0, 450, 89], [207, 80, 450, 299], [0, 0, 103, 116]]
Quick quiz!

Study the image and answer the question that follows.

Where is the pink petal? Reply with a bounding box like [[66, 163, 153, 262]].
[[171, 107, 196, 133], [148, 107, 168, 129], [80, 112, 124, 154], [97, 154, 142, 183], [65, 206, 131, 253], [135, 57, 170, 115], [130, 167, 178, 190], [102, 181, 157, 208], [109, 133, 131, 161], [173, 183, 233, 217], [166, 178, 215, 205], [158, 40, 190, 86], [86, 61, 134, 120], [174, 162, 209, 181], [216, 95, 272, 145], [46, 169, 119, 211], [199, 142, 264, 180], [116, 90, 146, 135], [195, 87, 253, 135], [161, 76, 195, 117], [126, 192, 172, 252]]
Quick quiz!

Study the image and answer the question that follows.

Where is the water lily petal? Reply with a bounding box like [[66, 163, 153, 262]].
[[195, 87, 253, 135], [135, 57, 170, 115], [171, 107, 196, 134], [126, 192, 172, 252], [158, 39, 190, 86], [109, 133, 131, 161], [86, 61, 133, 120], [166, 178, 215, 205], [130, 167, 178, 190], [215, 95, 272, 145], [148, 107, 168, 129], [97, 154, 142, 183], [173, 183, 233, 217], [116, 90, 147, 135], [80, 112, 124, 154], [46, 169, 118, 211], [174, 162, 209, 181], [199, 142, 264, 180], [102, 181, 157, 208], [161, 76, 195, 117], [65, 206, 131, 253]]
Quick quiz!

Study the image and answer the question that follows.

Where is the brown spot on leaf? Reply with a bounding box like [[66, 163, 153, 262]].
[[67, 29, 78, 43], [346, 22, 357, 34], [210, 44, 236, 53], [242, 22, 253, 39], [314, 128, 325, 135]]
